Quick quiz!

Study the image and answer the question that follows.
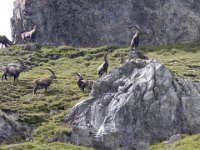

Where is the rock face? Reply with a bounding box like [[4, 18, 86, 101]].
[[64, 51, 200, 150], [0, 110, 31, 144], [11, 0, 200, 46]]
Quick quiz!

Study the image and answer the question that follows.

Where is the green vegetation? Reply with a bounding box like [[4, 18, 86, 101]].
[[147, 134, 200, 150], [0, 41, 200, 149], [1, 142, 94, 150]]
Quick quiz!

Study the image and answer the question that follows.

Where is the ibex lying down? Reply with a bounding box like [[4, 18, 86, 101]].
[[75, 72, 93, 92], [97, 52, 109, 78], [130, 25, 141, 50], [1, 59, 27, 82], [0, 35, 13, 48], [33, 68, 56, 94], [21, 25, 37, 43]]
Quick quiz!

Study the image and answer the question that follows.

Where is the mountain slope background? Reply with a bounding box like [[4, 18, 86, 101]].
[[11, 0, 200, 46], [0, 42, 200, 149]]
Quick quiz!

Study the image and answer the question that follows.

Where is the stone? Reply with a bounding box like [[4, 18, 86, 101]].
[[128, 50, 149, 60], [164, 134, 182, 144], [64, 50, 200, 150], [0, 110, 31, 144], [23, 43, 41, 51]]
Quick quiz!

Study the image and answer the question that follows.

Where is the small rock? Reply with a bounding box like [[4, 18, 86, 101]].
[[165, 134, 182, 144], [24, 43, 41, 51]]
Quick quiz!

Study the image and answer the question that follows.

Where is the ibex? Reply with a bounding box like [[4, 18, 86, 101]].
[[119, 53, 126, 64], [130, 25, 141, 50], [75, 72, 93, 92], [0, 35, 13, 48], [97, 53, 109, 77], [1, 59, 26, 82], [33, 68, 56, 94], [21, 25, 37, 43]]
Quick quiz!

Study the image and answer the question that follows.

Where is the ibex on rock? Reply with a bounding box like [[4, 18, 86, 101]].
[[21, 25, 37, 43], [119, 53, 126, 64], [130, 25, 141, 50], [97, 52, 109, 78], [75, 72, 93, 92]]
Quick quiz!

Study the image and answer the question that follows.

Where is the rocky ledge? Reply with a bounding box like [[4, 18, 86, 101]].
[[64, 51, 200, 150]]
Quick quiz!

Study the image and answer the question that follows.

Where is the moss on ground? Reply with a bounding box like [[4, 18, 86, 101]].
[[0, 41, 200, 149]]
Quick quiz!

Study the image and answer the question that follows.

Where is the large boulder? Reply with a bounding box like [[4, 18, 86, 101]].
[[0, 110, 31, 144], [11, 0, 200, 46], [64, 51, 200, 150]]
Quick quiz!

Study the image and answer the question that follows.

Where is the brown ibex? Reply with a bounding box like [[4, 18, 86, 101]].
[[33, 68, 56, 94], [0, 35, 13, 48], [1, 59, 26, 82], [21, 25, 37, 43], [75, 72, 93, 92], [97, 52, 109, 78], [119, 53, 126, 64], [130, 25, 141, 50]]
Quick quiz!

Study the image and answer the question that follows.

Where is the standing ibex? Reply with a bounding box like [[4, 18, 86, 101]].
[[75, 72, 93, 92], [21, 25, 37, 43], [130, 25, 141, 50], [119, 53, 126, 64], [97, 52, 109, 78], [0, 35, 13, 48], [1, 59, 26, 82], [33, 68, 56, 94]]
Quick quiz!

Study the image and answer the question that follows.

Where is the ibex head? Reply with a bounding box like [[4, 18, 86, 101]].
[[134, 25, 141, 34], [33, 25, 38, 31], [45, 68, 56, 80], [75, 72, 83, 80], [14, 59, 29, 72], [103, 52, 108, 61]]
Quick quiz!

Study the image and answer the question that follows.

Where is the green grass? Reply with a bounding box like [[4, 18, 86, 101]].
[[0, 41, 200, 149], [147, 134, 200, 150], [142, 41, 200, 80], [1, 142, 94, 150]]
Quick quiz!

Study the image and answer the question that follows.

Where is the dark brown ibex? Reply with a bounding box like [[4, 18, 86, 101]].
[[75, 72, 93, 92], [130, 25, 141, 50], [21, 25, 37, 43], [0, 35, 13, 48], [33, 68, 56, 94], [1, 59, 26, 82], [97, 53, 109, 78]]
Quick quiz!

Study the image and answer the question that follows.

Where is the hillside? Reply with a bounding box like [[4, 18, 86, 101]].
[[148, 134, 200, 150], [0, 41, 200, 149]]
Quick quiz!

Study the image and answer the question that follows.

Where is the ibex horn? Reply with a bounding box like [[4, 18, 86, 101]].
[[45, 68, 55, 76], [14, 59, 24, 66]]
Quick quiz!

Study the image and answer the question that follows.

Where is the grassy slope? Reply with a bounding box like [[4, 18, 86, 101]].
[[147, 134, 200, 150], [0, 41, 200, 149]]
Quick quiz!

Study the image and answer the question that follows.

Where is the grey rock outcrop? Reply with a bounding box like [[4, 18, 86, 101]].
[[0, 110, 31, 144], [64, 51, 200, 150], [11, 0, 200, 46], [164, 134, 182, 144]]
